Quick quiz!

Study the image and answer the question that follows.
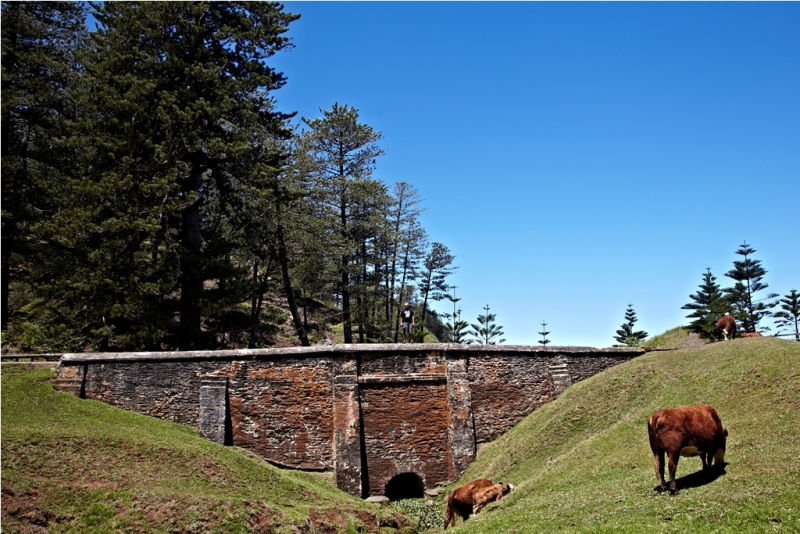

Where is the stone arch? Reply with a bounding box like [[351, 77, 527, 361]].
[[384, 472, 424, 501]]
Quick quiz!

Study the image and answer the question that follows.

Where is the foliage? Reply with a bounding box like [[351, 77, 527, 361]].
[[445, 337, 800, 533], [1, 1, 88, 334], [299, 103, 385, 343], [1, 5, 454, 352], [392, 498, 444, 531], [682, 267, 730, 337], [469, 304, 506, 345], [614, 303, 648, 346], [538, 321, 551, 346], [0, 366, 406, 533], [774, 289, 800, 342], [418, 242, 457, 327], [724, 241, 777, 334]]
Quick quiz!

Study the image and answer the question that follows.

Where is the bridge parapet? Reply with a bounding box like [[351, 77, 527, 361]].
[[55, 344, 642, 497]]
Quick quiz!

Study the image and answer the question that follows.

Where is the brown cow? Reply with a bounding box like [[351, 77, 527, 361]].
[[739, 332, 762, 338], [472, 483, 514, 514], [648, 404, 728, 495], [716, 314, 736, 341], [443, 478, 493, 529]]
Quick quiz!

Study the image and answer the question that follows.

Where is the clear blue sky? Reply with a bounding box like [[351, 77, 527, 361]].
[[270, 2, 799, 347]]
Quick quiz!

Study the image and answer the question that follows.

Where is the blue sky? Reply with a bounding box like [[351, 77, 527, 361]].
[[269, 2, 799, 347]]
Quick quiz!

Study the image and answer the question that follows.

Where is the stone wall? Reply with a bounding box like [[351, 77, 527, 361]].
[[55, 344, 642, 497]]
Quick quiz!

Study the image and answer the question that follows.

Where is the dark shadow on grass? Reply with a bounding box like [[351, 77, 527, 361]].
[[653, 463, 728, 494]]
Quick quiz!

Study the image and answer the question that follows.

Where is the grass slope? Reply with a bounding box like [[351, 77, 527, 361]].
[[444, 337, 800, 533], [1, 366, 408, 534]]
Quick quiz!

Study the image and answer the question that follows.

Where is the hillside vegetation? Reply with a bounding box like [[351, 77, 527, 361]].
[[0, 366, 410, 534], [3, 338, 798, 533], [444, 337, 800, 532]]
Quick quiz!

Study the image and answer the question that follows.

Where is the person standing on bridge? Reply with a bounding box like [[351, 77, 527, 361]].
[[401, 303, 415, 343]]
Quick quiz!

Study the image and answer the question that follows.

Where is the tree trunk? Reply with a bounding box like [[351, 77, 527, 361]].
[[179, 166, 203, 350], [249, 262, 260, 348], [393, 241, 410, 343], [1, 258, 9, 331], [277, 223, 309, 346]]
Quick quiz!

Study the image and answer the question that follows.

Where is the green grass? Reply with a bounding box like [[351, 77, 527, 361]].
[[4, 338, 798, 533], [1, 366, 409, 533], [441, 337, 800, 533], [641, 326, 694, 349]]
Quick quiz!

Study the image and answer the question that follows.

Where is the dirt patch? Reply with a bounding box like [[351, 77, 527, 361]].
[[1, 484, 70, 533], [302, 507, 402, 534]]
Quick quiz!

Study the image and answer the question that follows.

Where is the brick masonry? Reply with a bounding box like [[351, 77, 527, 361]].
[[55, 344, 642, 497]]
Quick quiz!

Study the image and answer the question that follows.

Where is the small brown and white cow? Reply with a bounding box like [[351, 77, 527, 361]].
[[647, 404, 728, 495], [443, 479, 494, 529], [716, 314, 736, 341], [472, 482, 514, 514]]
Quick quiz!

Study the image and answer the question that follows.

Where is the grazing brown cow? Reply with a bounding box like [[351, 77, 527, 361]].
[[739, 332, 762, 338], [648, 404, 728, 495], [716, 314, 736, 341], [443, 478, 493, 529], [472, 483, 514, 514]]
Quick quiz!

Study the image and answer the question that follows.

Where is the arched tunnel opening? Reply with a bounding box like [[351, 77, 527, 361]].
[[384, 472, 425, 501]]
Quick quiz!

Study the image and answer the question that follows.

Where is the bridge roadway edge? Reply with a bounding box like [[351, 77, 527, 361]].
[[53, 344, 643, 497]]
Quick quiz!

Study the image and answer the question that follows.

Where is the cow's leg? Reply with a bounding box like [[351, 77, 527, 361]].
[[653, 448, 667, 493], [667, 450, 681, 495], [722, 328, 729, 341], [457, 502, 471, 522], [701, 452, 712, 471]]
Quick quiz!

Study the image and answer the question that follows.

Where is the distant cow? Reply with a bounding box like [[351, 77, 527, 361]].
[[443, 478, 493, 529], [647, 404, 728, 495], [472, 483, 514, 514], [716, 314, 736, 341], [739, 332, 762, 338]]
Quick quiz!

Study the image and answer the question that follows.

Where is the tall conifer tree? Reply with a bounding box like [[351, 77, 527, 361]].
[[614, 303, 648, 346], [774, 289, 800, 342], [1, 2, 87, 336], [724, 242, 777, 334], [469, 304, 506, 345], [36, 2, 299, 350], [300, 103, 383, 343], [682, 267, 730, 337]]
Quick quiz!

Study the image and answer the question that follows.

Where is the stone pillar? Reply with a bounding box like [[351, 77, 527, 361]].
[[199, 376, 229, 445], [55, 363, 86, 398], [549, 362, 572, 396], [446, 353, 476, 476], [333, 356, 363, 496]]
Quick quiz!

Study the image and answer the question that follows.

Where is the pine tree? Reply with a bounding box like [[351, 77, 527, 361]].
[[614, 303, 648, 346], [418, 242, 457, 326], [469, 304, 506, 345], [300, 103, 384, 343], [774, 289, 800, 342], [384, 182, 425, 334], [1, 2, 87, 335], [724, 242, 778, 334], [538, 321, 551, 346], [682, 267, 730, 337], [28, 2, 300, 350], [441, 287, 469, 343]]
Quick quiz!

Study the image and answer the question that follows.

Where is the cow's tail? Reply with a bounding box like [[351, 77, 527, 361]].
[[647, 414, 660, 456], [443, 490, 455, 530]]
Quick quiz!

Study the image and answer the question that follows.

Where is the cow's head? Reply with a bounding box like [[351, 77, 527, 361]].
[[713, 428, 729, 465]]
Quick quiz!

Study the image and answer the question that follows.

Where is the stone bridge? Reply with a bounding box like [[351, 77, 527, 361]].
[[55, 344, 642, 498]]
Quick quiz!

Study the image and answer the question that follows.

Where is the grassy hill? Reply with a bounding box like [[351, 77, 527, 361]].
[[1, 365, 410, 534], [442, 337, 800, 532], [3, 338, 798, 533]]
